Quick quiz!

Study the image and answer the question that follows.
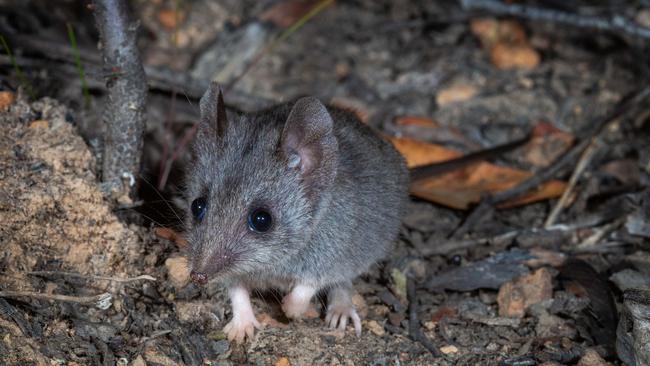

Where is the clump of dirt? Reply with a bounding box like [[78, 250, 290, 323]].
[[0, 95, 146, 364], [0, 95, 142, 280]]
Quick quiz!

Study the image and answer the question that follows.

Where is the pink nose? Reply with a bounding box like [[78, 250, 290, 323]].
[[190, 271, 208, 285]]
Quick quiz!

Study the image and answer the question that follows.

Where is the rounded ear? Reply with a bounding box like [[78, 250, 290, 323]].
[[198, 82, 228, 138], [281, 97, 338, 200]]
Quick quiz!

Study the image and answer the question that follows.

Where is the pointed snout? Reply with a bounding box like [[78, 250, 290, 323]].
[[190, 271, 209, 285], [190, 251, 235, 285]]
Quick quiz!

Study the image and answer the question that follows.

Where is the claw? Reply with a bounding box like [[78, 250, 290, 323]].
[[326, 285, 363, 336]]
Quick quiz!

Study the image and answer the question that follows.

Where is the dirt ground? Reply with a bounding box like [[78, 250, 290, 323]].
[[1, 1, 650, 365]]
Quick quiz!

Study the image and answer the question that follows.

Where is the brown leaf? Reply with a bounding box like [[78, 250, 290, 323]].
[[0, 91, 15, 111], [157, 8, 185, 31], [523, 121, 575, 167], [395, 116, 440, 128], [599, 159, 640, 186], [390, 136, 566, 209], [497, 268, 554, 318], [275, 357, 291, 366], [431, 306, 457, 323], [490, 42, 540, 70], [154, 227, 188, 248], [390, 136, 461, 168], [260, 0, 326, 28], [470, 18, 540, 70]]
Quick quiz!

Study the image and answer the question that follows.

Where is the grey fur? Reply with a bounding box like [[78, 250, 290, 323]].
[[185, 84, 409, 293]]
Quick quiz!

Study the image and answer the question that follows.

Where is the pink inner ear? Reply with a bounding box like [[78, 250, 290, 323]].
[[298, 147, 317, 174]]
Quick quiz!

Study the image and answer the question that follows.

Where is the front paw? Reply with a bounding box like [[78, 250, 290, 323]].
[[223, 315, 262, 343], [325, 304, 362, 336], [282, 296, 310, 319]]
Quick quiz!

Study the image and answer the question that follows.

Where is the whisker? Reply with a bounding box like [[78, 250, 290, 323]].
[[138, 174, 187, 231]]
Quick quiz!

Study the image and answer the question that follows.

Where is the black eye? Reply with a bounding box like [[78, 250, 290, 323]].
[[248, 208, 273, 233], [191, 197, 207, 222]]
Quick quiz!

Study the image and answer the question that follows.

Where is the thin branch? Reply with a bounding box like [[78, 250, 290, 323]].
[[544, 139, 601, 228], [451, 86, 650, 239], [0, 290, 112, 309], [407, 277, 441, 357], [461, 0, 650, 40], [27, 271, 156, 283]]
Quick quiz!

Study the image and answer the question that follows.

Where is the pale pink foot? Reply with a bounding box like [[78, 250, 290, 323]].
[[282, 283, 317, 319], [224, 284, 262, 343], [326, 284, 362, 336]]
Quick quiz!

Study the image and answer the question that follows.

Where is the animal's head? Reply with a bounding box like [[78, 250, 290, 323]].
[[185, 83, 338, 284]]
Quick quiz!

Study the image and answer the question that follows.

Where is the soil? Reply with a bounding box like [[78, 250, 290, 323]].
[[1, 1, 649, 365]]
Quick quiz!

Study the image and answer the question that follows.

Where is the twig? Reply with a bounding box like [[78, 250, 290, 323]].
[[1, 33, 273, 108], [451, 86, 650, 239], [544, 139, 601, 228], [460, 0, 650, 41], [424, 217, 609, 256], [27, 271, 156, 283], [0, 290, 112, 309], [407, 277, 441, 357], [575, 219, 623, 249], [92, 0, 148, 198]]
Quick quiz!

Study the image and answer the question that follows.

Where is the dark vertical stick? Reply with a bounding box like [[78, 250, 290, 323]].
[[92, 0, 147, 198], [407, 277, 441, 357]]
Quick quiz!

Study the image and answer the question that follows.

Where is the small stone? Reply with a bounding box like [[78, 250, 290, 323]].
[[130, 355, 146, 366], [165, 256, 190, 288], [175, 301, 221, 328], [577, 348, 611, 366], [436, 84, 478, 107], [423, 321, 436, 331], [366, 320, 385, 336], [536, 311, 576, 339], [440, 345, 458, 354], [0, 91, 15, 111], [144, 344, 182, 366], [275, 356, 290, 366]]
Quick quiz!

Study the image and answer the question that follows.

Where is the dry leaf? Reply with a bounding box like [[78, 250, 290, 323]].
[[391, 136, 566, 209], [497, 268, 553, 318], [260, 0, 324, 28], [157, 8, 185, 30], [470, 18, 540, 70], [0, 91, 15, 111], [154, 227, 188, 248], [523, 121, 574, 167], [436, 84, 478, 106], [490, 42, 540, 70], [395, 116, 440, 128], [390, 136, 461, 168]]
